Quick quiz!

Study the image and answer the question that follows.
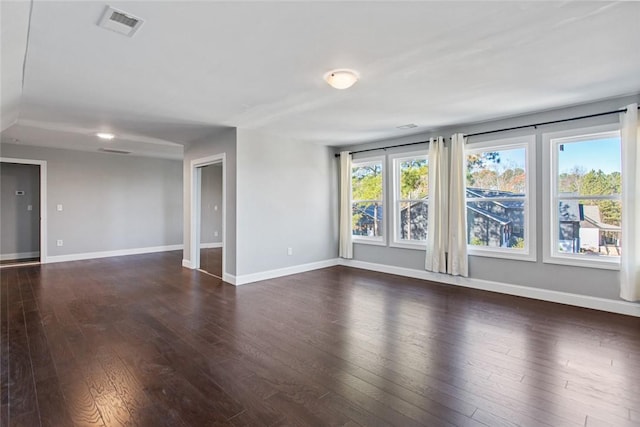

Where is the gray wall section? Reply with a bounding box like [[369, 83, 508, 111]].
[[0, 143, 183, 256], [236, 129, 339, 276], [338, 95, 640, 301], [200, 163, 223, 244], [183, 127, 237, 275], [1, 162, 40, 257]]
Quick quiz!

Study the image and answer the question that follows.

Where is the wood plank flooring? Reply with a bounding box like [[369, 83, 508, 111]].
[[1, 251, 639, 426], [200, 248, 223, 278]]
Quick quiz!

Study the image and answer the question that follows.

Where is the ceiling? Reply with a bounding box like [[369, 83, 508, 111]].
[[1, 1, 639, 160]]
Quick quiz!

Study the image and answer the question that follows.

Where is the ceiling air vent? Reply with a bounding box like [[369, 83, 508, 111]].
[[99, 148, 131, 155], [98, 6, 144, 37]]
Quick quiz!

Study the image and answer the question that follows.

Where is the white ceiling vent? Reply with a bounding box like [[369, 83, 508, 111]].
[[99, 148, 131, 155], [98, 6, 144, 37]]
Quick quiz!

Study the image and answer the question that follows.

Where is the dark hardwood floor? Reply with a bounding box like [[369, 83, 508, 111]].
[[1, 251, 639, 426], [200, 248, 223, 278]]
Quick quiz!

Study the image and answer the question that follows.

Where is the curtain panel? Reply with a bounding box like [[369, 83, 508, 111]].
[[447, 133, 469, 277], [425, 137, 448, 273], [620, 104, 639, 301], [339, 151, 353, 259]]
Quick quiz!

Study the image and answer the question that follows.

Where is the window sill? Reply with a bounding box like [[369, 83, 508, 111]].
[[353, 238, 387, 247], [389, 241, 426, 251], [543, 255, 620, 270], [468, 247, 536, 262]]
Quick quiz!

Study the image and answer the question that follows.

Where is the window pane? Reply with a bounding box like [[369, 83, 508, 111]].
[[352, 202, 383, 237], [557, 137, 621, 196], [466, 148, 526, 193], [399, 159, 428, 199], [398, 201, 428, 241], [352, 163, 383, 201], [467, 203, 526, 248], [557, 199, 621, 257], [466, 146, 527, 251]]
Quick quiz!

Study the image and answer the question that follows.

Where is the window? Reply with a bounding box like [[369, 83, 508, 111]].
[[351, 157, 384, 243], [465, 135, 535, 261], [544, 125, 621, 269], [391, 153, 428, 247]]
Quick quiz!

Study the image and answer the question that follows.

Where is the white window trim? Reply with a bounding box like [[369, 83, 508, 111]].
[[351, 156, 386, 246], [465, 135, 536, 262], [542, 124, 621, 270], [390, 151, 429, 250]]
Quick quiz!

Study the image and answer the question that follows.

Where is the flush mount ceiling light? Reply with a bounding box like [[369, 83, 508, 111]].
[[96, 132, 115, 140], [324, 69, 360, 90]]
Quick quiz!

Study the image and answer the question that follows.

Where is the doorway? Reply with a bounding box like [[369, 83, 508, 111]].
[[0, 158, 47, 267], [199, 163, 223, 278], [190, 154, 226, 279]]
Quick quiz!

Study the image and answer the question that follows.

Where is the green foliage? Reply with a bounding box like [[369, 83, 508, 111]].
[[400, 160, 428, 199], [352, 164, 383, 201], [563, 168, 622, 226], [509, 237, 525, 249], [470, 236, 486, 246]]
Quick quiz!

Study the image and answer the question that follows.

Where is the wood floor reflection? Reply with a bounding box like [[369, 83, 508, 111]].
[[2, 251, 639, 426], [200, 247, 222, 278]]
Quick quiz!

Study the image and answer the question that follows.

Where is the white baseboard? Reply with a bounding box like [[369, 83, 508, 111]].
[[339, 259, 640, 317], [223, 273, 236, 285], [200, 242, 222, 249], [234, 258, 341, 286], [0, 251, 40, 261], [182, 259, 192, 268], [46, 244, 184, 264]]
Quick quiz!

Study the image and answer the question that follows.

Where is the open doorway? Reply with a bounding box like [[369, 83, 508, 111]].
[[190, 153, 226, 279], [0, 158, 47, 267], [199, 163, 223, 278]]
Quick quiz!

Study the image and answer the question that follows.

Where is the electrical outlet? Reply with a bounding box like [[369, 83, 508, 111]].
[[57, 204, 63, 211], [287, 247, 293, 256], [56, 240, 63, 247], [214, 231, 219, 237], [27, 205, 33, 211]]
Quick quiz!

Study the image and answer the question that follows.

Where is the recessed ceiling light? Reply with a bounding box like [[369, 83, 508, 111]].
[[96, 132, 115, 140], [397, 124, 418, 129], [324, 69, 360, 90]]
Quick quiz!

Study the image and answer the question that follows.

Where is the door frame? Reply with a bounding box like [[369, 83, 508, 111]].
[[189, 153, 226, 278], [0, 157, 48, 263]]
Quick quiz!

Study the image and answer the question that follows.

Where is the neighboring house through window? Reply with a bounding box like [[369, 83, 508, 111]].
[[465, 135, 536, 261], [543, 124, 621, 269]]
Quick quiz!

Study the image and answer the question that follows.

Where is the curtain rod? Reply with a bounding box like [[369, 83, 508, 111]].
[[334, 106, 636, 158]]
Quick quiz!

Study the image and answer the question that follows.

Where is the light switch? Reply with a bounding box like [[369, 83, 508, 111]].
[[57, 204, 63, 211], [27, 205, 33, 211], [214, 205, 218, 211]]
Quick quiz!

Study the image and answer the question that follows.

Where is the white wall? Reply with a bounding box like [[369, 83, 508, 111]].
[[338, 95, 640, 302], [236, 129, 338, 276], [0, 143, 183, 257]]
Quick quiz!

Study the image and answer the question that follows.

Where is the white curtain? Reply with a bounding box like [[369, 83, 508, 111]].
[[339, 151, 353, 259], [425, 137, 448, 273], [620, 103, 639, 301], [447, 133, 469, 277]]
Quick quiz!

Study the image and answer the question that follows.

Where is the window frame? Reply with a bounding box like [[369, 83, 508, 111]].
[[465, 135, 536, 262], [542, 124, 621, 270], [390, 151, 429, 249], [351, 156, 386, 246]]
